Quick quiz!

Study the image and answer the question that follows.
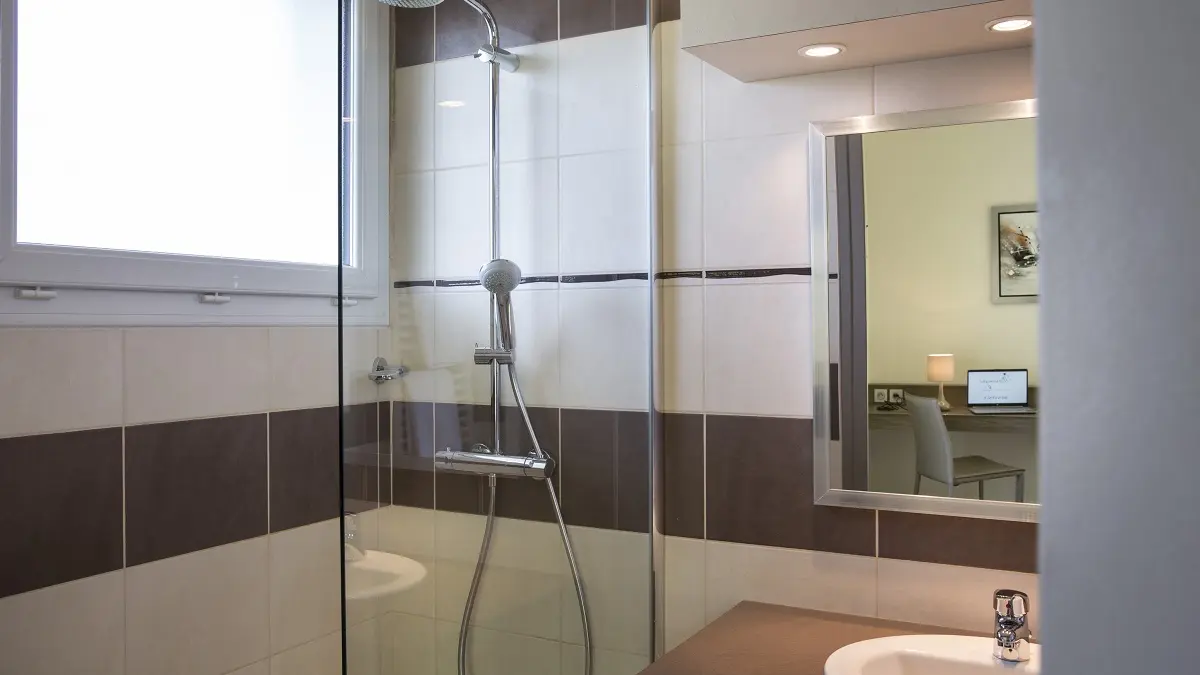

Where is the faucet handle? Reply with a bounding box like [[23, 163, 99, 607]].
[[994, 589, 1029, 618]]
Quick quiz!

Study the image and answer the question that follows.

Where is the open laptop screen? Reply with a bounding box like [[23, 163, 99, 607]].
[[967, 370, 1029, 406]]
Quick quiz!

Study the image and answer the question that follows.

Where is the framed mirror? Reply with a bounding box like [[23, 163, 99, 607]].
[[810, 99, 1039, 522]]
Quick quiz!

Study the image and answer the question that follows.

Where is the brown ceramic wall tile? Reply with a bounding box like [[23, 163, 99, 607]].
[[813, 507, 876, 557], [270, 407, 341, 532], [616, 411, 650, 533], [560, 408, 618, 528], [662, 413, 703, 538], [615, 0, 649, 30], [393, 6, 436, 67], [705, 415, 811, 549], [0, 428, 124, 598], [494, 406, 560, 522], [393, 401, 436, 508], [433, 403, 492, 514], [126, 415, 269, 565], [657, 0, 680, 23], [437, 0, 558, 60], [343, 403, 381, 513], [562, 0, 646, 39], [379, 402, 393, 504], [878, 511, 1037, 573]]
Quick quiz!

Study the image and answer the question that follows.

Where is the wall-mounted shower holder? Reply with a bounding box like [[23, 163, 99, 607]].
[[368, 357, 408, 383]]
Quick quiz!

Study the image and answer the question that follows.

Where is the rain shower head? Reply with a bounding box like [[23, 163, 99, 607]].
[[376, 0, 445, 8]]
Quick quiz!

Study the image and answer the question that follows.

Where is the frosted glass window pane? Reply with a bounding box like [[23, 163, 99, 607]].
[[16, 0, 340, 266]]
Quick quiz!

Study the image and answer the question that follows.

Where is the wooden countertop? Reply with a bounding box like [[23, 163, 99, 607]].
[[642, 603, 977, 675]]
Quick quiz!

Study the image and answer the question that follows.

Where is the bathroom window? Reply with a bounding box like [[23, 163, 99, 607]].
[[0, 0, 389, 324]]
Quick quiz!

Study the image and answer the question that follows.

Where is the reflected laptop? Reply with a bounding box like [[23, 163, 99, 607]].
[[967, 369, 1037, 414]]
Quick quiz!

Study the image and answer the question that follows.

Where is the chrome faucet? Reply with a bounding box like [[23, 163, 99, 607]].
[[993, 589, 1032, 662]]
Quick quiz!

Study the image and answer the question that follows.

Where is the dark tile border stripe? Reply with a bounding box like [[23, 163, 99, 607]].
[[562, 272, 649, 283], [705, 267, 813, 279], [398, 267, 815, 288]]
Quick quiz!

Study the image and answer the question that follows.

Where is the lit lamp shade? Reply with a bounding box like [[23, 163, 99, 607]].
[[926, 354, 955, 383]]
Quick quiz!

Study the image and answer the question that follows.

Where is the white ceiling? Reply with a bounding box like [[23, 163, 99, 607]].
[[686, 0, 1033, 82]]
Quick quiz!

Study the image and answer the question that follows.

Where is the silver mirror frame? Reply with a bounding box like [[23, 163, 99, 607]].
[[809, 99, 1039, 523]]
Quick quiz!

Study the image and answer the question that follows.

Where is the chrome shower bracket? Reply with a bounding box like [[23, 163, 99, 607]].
[[474, 346, 514, 365], [368, 357, 408, 383], [476, 44, 520, 73]]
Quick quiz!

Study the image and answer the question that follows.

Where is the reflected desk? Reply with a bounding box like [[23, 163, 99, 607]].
[[869, 406, 1036, 433]]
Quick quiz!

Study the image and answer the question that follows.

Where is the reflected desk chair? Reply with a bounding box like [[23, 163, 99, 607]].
[[906, 394, 1026, 502]]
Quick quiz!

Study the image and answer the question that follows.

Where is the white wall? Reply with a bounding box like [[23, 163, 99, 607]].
[[864, 118, 1039, 384], [1038, 1, 1200, 673]]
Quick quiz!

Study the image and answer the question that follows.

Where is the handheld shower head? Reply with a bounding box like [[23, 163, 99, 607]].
[[480, 259, 522, 295], [480, 259, 521, 352], [376, 0, 445, 7]]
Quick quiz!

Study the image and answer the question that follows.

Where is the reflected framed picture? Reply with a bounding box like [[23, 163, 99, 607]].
[[992, 205, 1039, 303]]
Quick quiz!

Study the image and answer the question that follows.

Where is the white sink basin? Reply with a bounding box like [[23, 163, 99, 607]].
[[344, 547, 428, 601], [826, 635, 1040, 675]]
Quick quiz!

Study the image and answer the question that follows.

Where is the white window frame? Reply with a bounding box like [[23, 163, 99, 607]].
[[0, 0, 389, 326]]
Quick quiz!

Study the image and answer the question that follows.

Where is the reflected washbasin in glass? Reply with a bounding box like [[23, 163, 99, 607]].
[[344, 546, 428, 602], [825, 636, 1041, 675]]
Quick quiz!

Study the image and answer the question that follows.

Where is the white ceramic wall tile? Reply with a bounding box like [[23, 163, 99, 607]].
[[0, 329, 122, 438], [394, 65, 436, 173], [269, 327, 338, 411], [659, 21, 704, 146], [389, 291, 439, 403], [343, 326, 386, 406], [0, 570, 124, 675], [392, 171, 437, 282], [434, 166, 491, 280], [501, 41, 560, 162], [877, 559, 1039, 633], [703, 133, 808, 270], [559, 150, 649, 274], [703, 66, 874, 142], [559, 287, 649, 410], [662, 143, 703, 271], [664, 536, 707, 651], [561, 644, 650, 675], [499, 158, 560, 278], [874, 48, 1035, 115], [704, 540, 877, 621], [661, 286, 704, 413], [703, 281, 812, 417], [360, 507, 436, 622], [435, 56, 490, 169], [124, 327, 270, 424], [348, 617, 382, 675], [126, 537, 270, 675], [270, 519, 343, 653], [435, 621, 562, 675], [561, 526, 651, 656], [433, 290, 491, 404], [559, 27, 649, 156], [433, 513, 566, 639], [499, 289, 560, 408], [271, 631, 342, 675], [436, 557, 563, 640], [379, 612, 436, 675]]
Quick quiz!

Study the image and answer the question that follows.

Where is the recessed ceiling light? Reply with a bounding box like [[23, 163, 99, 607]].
[[800, 44, 845, 58], [987, 16, 1033, 32], [437, 100, 466, 108]]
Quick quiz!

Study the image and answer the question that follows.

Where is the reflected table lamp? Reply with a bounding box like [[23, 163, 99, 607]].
[[926, 354, 955, 412]]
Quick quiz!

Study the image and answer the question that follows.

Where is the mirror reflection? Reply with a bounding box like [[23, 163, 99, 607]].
[[831, 116, 1039, 505]]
